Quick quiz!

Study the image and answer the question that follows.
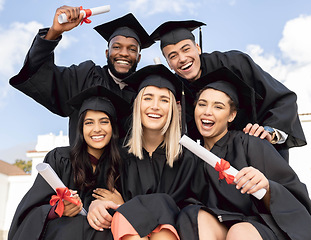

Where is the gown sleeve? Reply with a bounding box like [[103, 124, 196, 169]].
[[9, 28, 102, 117], [246, 135, 311, 239]]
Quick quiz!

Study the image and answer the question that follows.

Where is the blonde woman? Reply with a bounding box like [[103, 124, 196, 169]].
[[105, 64, 203, 240]]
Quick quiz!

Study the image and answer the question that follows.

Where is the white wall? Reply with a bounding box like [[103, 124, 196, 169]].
[[0, 174, 32, 240], [5, 176, 33, 228], [0, 131, 69, 240], [0, 174, 8, 231], [289, 120, 311, 195]]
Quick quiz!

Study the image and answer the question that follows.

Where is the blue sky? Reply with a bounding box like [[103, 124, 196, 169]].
[[1, 0, 311, 163]]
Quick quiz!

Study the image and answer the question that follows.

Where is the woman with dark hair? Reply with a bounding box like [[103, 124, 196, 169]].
[[177, 67, 311, 240], [8, 86, 130, 240], [70, 107, 121, 193]]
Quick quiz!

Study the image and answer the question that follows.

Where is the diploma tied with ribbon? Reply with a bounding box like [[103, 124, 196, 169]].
[[58, 5, 111, 24], [179, 135, 266, 200], [36, 163, 87, 216]]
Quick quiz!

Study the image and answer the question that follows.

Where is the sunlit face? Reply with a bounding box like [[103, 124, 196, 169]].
[[106, 35, 141, 78], [83, 110, 112, 159], [163, 39, 202, 82], [194, 88, 237, 148], [140, 86, 171, 132]]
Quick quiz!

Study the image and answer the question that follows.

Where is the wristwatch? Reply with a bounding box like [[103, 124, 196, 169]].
[[264, 126, 276, 143]]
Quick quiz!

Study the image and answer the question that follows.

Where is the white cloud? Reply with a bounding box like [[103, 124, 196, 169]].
[[0, 22, 43, 78], [246, 15, 311, 114], [125, 0, 200, 16], [279, 15, 311, 64], [54, 34, 78, 62], [246, 44, 288, 82], [228, 0, 237, 6], [0, 0, 4, 11], [0, 21, 77, 108], [0, 21, 43, 107]]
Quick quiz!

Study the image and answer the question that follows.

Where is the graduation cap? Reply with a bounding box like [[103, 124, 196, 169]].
[[190, 67, 263, 129], [67, 85, 131, 121], [150, 20, 206, 50], [123, 64, 191, 101], [123, 64, 193, 135], [94, 13, 154, 49]]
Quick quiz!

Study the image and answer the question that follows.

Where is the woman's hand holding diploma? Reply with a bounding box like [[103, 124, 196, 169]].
[[179, 135, 267, 200]]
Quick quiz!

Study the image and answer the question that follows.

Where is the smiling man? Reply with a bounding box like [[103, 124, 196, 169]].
[[9, 6, 154, 144], [151, 20, 306, 161]]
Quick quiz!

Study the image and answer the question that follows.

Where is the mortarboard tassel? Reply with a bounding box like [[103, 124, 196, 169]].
[[250, 89, 258, 123], [199, 27, 203, 52], [181, 84, 188, 136]]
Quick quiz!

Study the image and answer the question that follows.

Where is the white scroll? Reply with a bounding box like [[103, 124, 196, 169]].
[[58, 5, 111, 24], [179, 135, 266, 200], [36, 162, 87, 215], [153, 57, 162, 64]]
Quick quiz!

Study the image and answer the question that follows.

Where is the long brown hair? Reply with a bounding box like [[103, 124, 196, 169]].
[[70, 111, 121, 191]]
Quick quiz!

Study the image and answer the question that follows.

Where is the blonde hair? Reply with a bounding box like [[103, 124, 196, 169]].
[[126, 87, 182, 167]]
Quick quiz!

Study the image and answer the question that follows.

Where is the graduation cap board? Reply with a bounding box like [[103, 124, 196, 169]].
[[67, 85, 131, 121], [122, 64, 192, 101], [94, 13, 154, 49], [150, 20, 206, 50], [190, 67, 263, 129]]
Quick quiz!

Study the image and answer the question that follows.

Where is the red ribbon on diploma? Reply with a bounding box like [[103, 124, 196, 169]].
[[50, 187, 81, 217], [215, 158, 235, 184], [80, 6, 92, 25]]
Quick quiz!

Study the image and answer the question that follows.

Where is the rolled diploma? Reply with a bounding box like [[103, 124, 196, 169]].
[[58, 5, 111, 24], [153, 57, 162, 64], [179, 135, 266, 200], [36, 163, 87, 215]]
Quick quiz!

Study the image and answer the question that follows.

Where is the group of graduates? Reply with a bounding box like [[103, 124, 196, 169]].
[[8, 6, 311, 240]]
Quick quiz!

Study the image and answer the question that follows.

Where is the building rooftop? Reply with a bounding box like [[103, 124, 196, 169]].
[[0, 159, 28, 176]]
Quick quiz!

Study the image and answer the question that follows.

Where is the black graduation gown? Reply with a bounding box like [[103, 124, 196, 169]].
[[8, 146, 118, 240], [177, 131, 311, 240], [9, 28, 135, 144], [116, 146, 205, 237], [183, 51, 306, 150]]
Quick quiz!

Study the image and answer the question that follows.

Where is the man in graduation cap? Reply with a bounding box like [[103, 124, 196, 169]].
[[9, 6, 154, 144], [150, 20, 306, 161]]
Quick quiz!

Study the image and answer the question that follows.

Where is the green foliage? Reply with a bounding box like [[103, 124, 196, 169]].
[[13, 159, 32, 174]]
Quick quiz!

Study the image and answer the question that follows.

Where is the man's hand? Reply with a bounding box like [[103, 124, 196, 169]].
[[243, 123, 273, 142], [45, 6, 84, 40]]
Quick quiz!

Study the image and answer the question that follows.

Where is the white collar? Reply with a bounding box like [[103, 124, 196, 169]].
[[108, 68, 128, 90]]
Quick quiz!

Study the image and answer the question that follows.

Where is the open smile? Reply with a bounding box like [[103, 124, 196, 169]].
[[147, 113, 162, 119], [115, 58, 131, 66], [91, 135, 105, 141], [180, 62, 193, 71], [201, 119, 215, 129]]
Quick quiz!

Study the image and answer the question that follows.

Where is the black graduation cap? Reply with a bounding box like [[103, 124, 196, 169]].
[[122, 64, 191, 101], [190, 67, 263, 129], [150, 20, 206, 50], [94, 13, 154, 49], [67, 85, 131, 121]]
